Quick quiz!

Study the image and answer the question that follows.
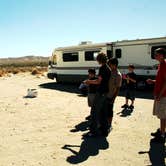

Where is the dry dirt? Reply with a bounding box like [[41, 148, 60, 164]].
[[0, 73, 164, 166]]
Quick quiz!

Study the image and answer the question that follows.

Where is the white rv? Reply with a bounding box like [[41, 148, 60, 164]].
[[47, 37, 166, 86]]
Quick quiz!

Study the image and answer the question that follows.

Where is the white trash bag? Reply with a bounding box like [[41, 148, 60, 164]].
[[26, 89, 38, 98]]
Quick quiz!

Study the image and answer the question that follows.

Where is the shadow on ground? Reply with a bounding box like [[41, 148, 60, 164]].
[[39, 82, 80, 94], [39, 82, 153, 99], [62, 136, 109, 164], [116, 108, 134, 117], [138, 138, 166, 166], [70, 120, 89, 133], [119, 89, 153, 100]]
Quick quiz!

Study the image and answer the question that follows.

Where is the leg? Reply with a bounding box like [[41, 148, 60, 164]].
[[160, 119, 166, 136], [121, 98, 129, 108], [99, 97, 110, 136], [152, 119, 166, 143], [129, 90, 135, 109], [131, 99, 134, 106], [121, 89, 129, 108], [125, 98, 129, 105], [108, 117, 113, 126], [89, 93, 104, 135], [107, 102, 113, 126]]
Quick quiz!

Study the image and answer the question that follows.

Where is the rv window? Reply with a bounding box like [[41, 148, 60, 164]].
[[115, 49, 122, 58], [85, 51, 99, 61], [107, 50, 113, 59], [48, 60, 51, 66], [63, 52, 79, 62], [151, 46, 166, 59]]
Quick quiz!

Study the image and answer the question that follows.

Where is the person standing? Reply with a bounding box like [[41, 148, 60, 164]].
[[85, 68, 98, 120], [121, 64, 137, 109], [147, 48, 166, 143], [83, 52, 111, 137], [107, 58, 122, 129]]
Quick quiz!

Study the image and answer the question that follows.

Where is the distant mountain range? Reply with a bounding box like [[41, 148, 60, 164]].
[[0, 56, 49, 61], [0, 56, 49, 62], [0, 56, 49, 66]]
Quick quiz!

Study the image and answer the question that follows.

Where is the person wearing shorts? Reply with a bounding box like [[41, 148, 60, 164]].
[[147, 48, 166, 143], [121, 64, 137, 109]]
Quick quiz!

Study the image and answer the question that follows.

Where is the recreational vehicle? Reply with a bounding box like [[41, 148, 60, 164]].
[[47, 37, 166, 87]]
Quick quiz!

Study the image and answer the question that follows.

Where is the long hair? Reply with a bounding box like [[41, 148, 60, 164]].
[[96, 52, 107, 64]]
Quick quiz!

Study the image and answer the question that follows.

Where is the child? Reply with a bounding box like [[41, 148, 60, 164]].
[[147, 48, 166, 143], [78, 81, 88, 95], [121, 64, 137, 109], [107, 58, 122, 128], [84, 68, 98, 120]]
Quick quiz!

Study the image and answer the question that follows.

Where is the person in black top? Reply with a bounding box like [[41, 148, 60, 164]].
[[83, 52, 111, 137], [121, 64, 137, 109]]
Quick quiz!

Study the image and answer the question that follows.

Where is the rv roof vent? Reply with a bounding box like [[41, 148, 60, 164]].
[[79, 41, 92, 45]]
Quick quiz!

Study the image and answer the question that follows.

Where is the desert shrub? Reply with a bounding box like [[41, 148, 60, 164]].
[[12, 69, 20, 74], [0, 65, 47, 77], [31, 68, 41, 75], [0, 72, 3, 77], [0, 70, 5, 77]]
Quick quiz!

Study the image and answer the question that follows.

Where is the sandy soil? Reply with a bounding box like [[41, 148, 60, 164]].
[[0, 73, 164, 166]]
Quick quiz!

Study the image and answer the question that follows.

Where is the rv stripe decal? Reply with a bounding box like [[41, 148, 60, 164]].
[[50, 65, 157, 70]]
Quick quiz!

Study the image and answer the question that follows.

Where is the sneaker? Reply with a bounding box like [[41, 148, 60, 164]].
[[121, 104, 128, 108], [70, 128, 79, 132], [151, 135, 165, 144], [151, 128, 166, 137], [129, 105, 134, 109], [85, 115, 91, 121], [151, 128, 161, 137]]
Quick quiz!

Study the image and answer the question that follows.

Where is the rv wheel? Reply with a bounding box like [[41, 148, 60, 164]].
[[56, 77, 62, 84]]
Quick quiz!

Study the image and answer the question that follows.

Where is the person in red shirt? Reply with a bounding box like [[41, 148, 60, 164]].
[[147, 48, 166, 143]]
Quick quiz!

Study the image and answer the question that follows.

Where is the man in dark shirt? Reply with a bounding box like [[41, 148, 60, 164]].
[[84, 52, 111, 137]]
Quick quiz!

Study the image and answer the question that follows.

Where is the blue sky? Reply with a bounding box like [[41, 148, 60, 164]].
[[0, 0, 166, 58]]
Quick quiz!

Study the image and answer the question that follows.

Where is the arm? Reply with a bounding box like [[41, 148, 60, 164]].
[[146, 79, 156, 84], [126, 75, 136, 83], [84, 76, 102, 85], [110, 75, 122, 103], [110, 87, 120, 103]]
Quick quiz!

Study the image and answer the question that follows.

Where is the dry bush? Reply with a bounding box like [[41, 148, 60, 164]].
[[0, 69, 6, 77], [12, 68, 20, 74], [0, 71, 4, 77], [0, 65, 47, 77], [19, 68, 26, 72], [31, 68, 42, 75], [31, 67, 47, 75]]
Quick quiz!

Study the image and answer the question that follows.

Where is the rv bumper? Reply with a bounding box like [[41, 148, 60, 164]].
[[47, 73, 57, 80]]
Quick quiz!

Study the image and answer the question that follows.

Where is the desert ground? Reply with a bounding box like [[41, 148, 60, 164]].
[[0, 73, 165, 166]]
